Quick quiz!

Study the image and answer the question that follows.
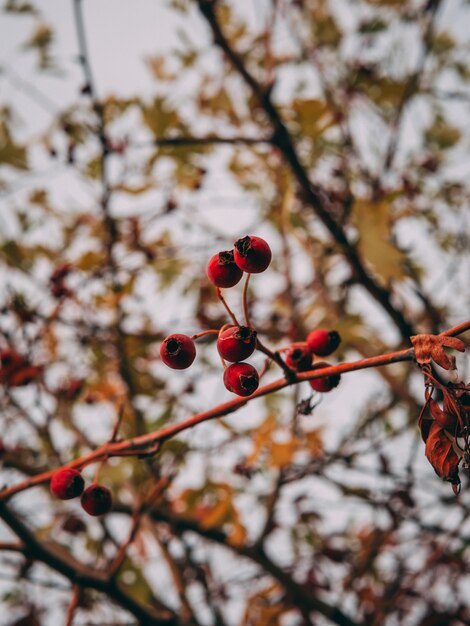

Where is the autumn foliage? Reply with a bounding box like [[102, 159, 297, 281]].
[[0, 1, 470, 625]]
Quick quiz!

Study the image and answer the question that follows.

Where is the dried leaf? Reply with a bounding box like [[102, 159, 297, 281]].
[[352, 199, 407, 284], [411, 334, 465, 370], [0, 121, 28, 170], [425, 422, 460, 483], [428, 398, 457, 431]]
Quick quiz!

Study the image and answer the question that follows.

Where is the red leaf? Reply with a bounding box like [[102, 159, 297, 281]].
[[424, 422, 460, 483], [428, 398, 457, 431]]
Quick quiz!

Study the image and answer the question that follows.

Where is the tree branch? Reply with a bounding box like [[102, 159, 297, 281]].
[[0, 319, 467, 503], [0, 502, 178, 626], [194, 0, 417, 341]]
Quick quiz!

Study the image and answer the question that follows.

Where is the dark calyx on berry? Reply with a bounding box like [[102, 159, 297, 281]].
[[233, 235, 272, 274], [217, 325, 257, 362], [223, 362, 259, 397], [160, 334, 196, 369], [207, 250, 243, 288], [306, 329, 341, 357], [286, 343, 313, 372], [50, 468, 85, 500], [309, 361, 341, 393], [81, 484, 113, 516]]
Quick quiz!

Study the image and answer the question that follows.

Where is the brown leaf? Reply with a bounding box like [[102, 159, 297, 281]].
[[411, 334, 465, 370], [424, 422, 460, 483]]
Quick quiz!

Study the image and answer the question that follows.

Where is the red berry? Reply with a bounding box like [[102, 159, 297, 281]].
[[160, 334, 196, 370], [223, 362, 259, 397], [80, 484, 112, 516], [50, 468, 84, 500], [233, 236, 272, 274], [285, 343, 313, 372], [207, 250, 243, 288], [309, 362, 341, 393], [217, 326, 257, 362], [306, 329, 341, 357]]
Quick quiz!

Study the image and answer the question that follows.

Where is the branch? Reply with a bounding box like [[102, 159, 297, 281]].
[[381, 0, 443, 172], [0, 502, 177, 626], [194, 0, 416, 341], [73, 0, 147, 436], [0, 319, 468, 503], [132, 503, 359, 626], [125, 135, 273, 151]]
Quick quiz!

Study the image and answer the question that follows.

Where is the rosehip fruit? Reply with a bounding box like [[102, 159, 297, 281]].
[[223, 362, 259, 397], [306, 329, 341, 357], [80, 484, 112, 516], [160, 334, 196, 370], [309, 362, 341, 393], [285, 343, 313, 372], [50, 468, 85, 500], [207, 250, 243, 288], [233, 236, 272, 274], [217, 326, 257, 362]]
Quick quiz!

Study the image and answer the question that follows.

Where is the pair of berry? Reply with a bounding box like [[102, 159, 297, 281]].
[[218, 326, 259, 397], [285, 329, 341, 392], [50, 468, 112, 516], [160, 327, 260, 397], [207, 235, 272, 287]]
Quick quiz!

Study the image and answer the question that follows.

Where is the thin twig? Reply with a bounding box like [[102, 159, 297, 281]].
[[216, 288, 240, 326], [242, 273, 251, 327]]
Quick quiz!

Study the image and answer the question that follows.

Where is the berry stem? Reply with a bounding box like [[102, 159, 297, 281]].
[[258, 357, 272, 380], [277, 341, 309, 353], [191, 329, 219, 341], [93, 462, 103, 484], [242, 272, 251, 327], [216, 288, 241, 326], [256, 337, 297, 382]]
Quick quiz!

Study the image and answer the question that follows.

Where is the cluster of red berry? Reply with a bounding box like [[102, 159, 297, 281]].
[[50, 468, 112, 516], [159, 235, 341, 396], [286, 329, 341, 392]]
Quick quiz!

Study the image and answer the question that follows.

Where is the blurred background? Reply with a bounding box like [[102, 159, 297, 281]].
[[0, 1, 469, 625]]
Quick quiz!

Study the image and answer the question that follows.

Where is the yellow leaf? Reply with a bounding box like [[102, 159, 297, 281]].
[[74, 250, 106, 271], [141, 97, 181, 138], [309, 0, 342, 47], [305, 429, 324, 457], [114, 182, 154, 195], [84, 156, 102, 180], [352, 199, 407, 284], [146, 55, 176, 80], [291, 99, 335, 138], [425, 116, 460, 150], [269, 439, 297, 468], [0, 122, 28, 170], [200, 498, 231, 529]]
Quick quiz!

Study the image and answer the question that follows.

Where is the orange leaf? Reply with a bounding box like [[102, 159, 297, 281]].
[[411, 334, 465, 370]]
